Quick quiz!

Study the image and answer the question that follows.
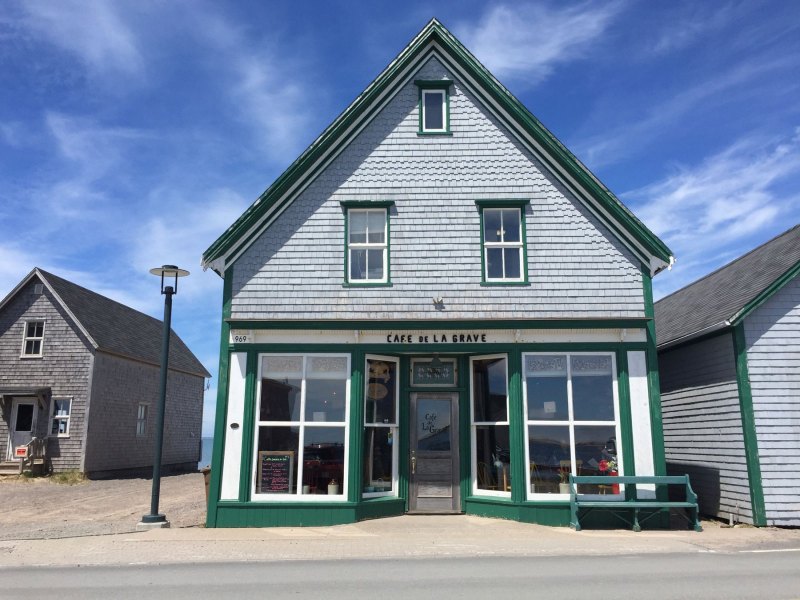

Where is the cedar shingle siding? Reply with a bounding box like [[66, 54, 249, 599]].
[[232, 58, 644, 321]]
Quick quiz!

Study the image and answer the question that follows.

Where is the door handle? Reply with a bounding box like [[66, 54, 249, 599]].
[[411, 451, 416, 475]]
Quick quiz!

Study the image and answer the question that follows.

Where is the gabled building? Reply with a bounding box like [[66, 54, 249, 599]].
[[0, 268, 209, 477], [656, 225, 800, 526], [203, 19, 674, 527]]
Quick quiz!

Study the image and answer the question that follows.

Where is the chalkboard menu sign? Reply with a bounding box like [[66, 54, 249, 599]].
[[411, 358, 457, 386], [257, 451, 295, 494]]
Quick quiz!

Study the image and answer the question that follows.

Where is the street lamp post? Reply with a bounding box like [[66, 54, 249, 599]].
[[138, 265, 189, 530]]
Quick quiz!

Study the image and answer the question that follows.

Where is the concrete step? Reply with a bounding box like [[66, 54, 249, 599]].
[[0, 461, 21, 475]]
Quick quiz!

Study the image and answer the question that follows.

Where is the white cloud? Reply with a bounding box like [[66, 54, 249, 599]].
[[626, 129, 800, 295], [456, 2, 622, 84], [21, 0, 144, 77]]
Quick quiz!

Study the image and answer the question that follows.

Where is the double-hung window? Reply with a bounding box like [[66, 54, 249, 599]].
[[136, 403, 148, 437], [415, 80, 452, 134], [477, 200, 528, 283], [523, 353, 621, 497], [21, 321, 45, 357], [254, 354, 350, 499], [50, 398, 71, 437], [470, 354, 511, 497], [342, 201, 393, 285], [363, 355, 399, 497]]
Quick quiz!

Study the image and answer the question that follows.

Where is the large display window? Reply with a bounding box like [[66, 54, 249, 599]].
[[253, 354, 350, 500], [523, 353, 621, 498]]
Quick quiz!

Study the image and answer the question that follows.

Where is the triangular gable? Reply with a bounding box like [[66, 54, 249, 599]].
[[202, 18, 673, 276]]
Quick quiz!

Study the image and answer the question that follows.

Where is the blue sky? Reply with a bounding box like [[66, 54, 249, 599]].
[[2, 1, 798, 436]]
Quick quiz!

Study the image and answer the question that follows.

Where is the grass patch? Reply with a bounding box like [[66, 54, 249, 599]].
[[50, 470, 86, 485]]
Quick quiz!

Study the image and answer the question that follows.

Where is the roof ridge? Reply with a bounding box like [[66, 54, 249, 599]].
[[655, 223, 800, 306]]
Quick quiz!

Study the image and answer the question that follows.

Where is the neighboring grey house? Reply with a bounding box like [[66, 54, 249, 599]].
[[0, 268, 210, 478], [656, 225, 800, 526], [202, 19, 675, 528]]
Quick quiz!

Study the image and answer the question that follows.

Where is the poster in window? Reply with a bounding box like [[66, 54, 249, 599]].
[[257, 451, 295, 494]]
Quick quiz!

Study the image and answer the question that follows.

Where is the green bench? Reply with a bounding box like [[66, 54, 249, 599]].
[[569, 474, 702, 532]]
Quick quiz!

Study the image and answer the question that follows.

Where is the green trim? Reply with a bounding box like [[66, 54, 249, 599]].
[[227, 318, 650, 330], [339, 200, 396, 209], [477, 202, 529, 284], [201, 19, 671, 271], [348, 349, 365, 502], [343, 205, 392, 286], [731, 259, 800, 325], [417, 83, 451, 134], [416, 131, 453, 137], [616, 351, 637, 500], [642, 272, 667, 480], [508, 351, 525, 504], [732, 324, 767, 526], [206, 269, 233, 527]]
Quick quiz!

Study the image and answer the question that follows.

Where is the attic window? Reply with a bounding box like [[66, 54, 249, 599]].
[[21, 321, 45, 357], [415, 80, 453, 135]]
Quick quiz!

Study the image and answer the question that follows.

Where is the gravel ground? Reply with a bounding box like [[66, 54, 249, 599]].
[[0, 472, 206, 540]]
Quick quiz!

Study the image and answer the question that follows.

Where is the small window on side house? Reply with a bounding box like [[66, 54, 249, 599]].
[[137, 404, 148, 437], [50, 398, 72, 437], [21, 321, 45, 357], [415, 80, 453, 134], [476, 200, 529, 284]]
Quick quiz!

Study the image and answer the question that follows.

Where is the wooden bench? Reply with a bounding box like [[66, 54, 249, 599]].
[[569, 474, 702, 532]]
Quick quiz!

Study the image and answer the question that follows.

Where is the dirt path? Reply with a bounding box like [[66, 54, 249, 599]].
[[0, 473, 206, 540]]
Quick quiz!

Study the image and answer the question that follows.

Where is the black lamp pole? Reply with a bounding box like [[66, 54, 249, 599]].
[[140, 265, 188, 528]]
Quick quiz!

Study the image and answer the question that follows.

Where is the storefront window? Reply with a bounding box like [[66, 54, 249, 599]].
[[524, 353, 620, 497], [470, 355, 511, 496], [363, 356, 399, 496], [254, 354, 350, 498]]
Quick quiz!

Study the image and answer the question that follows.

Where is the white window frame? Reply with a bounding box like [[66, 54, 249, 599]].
[[50, 397, 72, 438], [347, 208, 388, 284], [421, 89, 447, 133], [21, 320, 45, 358], [522, 352, 623, 501], [252, 353, 351, 502], [136, 403, 148, 437], [483, 207, 524, 282], [469, 354, 511, 499], [363, 354, 400, 498]]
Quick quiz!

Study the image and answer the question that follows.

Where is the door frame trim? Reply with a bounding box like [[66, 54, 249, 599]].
[[7, 397, 37, 461]]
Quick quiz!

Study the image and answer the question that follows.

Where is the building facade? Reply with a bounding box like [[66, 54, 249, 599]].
[[203, 20, 674, 527], [657, 225, 800, 526], [0, 268, 209, 477]]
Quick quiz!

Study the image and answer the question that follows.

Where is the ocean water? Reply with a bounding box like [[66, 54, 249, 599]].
[[199, 437, 214, 469]]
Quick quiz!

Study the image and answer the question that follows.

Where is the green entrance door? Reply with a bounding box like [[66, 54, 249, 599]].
[[408, 392, 460, 513]]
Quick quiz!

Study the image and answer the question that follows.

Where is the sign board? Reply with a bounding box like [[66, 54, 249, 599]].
[[15, 446, 28, 458], [257, 451, 295, 494]]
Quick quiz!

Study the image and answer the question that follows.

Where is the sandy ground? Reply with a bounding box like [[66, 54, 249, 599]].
[[0, 472, 206, 540]]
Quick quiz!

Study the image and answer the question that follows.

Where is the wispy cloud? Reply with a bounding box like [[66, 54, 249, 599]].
[[20, 0, 144, 78], [649, 3, 738, 55], [626, 129, 800, 295], [456, 2, 623, 84]]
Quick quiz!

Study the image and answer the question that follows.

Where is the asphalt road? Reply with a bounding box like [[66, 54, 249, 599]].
[[2, 552, 799, 600]]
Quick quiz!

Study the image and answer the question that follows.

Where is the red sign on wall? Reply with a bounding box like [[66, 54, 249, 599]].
[[15, 446, 28, 458]]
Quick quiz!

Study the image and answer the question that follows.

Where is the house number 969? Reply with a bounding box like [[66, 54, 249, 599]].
[[233, 335, 248, 343]]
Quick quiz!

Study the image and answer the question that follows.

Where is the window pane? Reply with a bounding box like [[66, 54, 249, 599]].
[[416, 398, 451, 451], [574, 425, 618, 493], [472, 357, 507, 422], [350, 249, 367, 280], [366, 359, 397, 424], [307, 356, 349, 378], [486, 248, 503, 279], [503, 248, 521, 279], [256, 426, 299, 494], [525, 355, 568, 420], [367, 211, 385, 243], [302, 427, 345, 495], [483, 209, 502, 243], [305, 378, 346, 422], [529, 425, 570, 494], [349, 211, 367, 243], [54, 399, 70, 416], [501, 209, 520, 242], [24, 340, 41, 355], [423, 91, 444, 130], [367, 249, 384, 280], [475, 425, 510, 492], [572, 356, 615, 421], [260, 376, 302, 421], [363, 426, 394, 493]]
